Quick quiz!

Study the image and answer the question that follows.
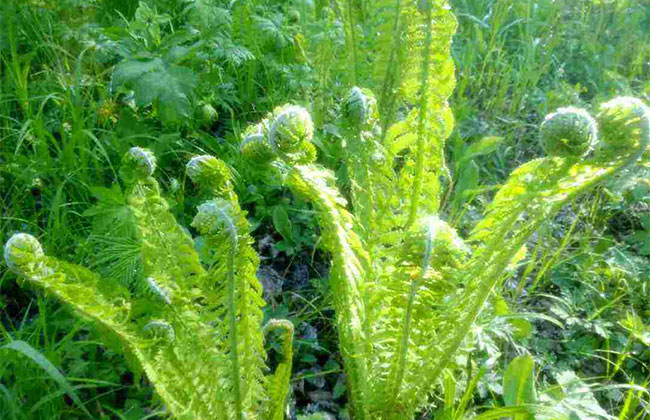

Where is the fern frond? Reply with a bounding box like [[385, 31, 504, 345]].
[[84, 184, 142, 285], [417, 151, 648, 411], [400, 1, 457, 226], [364, 217, 467, 418], [336, 0, 457, 247], [239, 107, 372, 419], [370, 0, 407, 130], [360, 1, 457, 226], [4, 234, 226, 420], [187, 156, 268, 420], [264, 319, 295, 420], [192, 199, 267, 420], [336, 0, 364, 85], [4, 150, 295, 420], [121, 148, 206, 296], [284, 164, 372, 420], [340, 87, 384, 250]]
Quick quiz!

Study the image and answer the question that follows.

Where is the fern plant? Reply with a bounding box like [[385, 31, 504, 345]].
[[238, 94, 650, 420], [4, 148, 294, 420]]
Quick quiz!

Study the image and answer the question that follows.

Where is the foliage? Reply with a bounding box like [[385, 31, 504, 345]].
[[3, 148, 294, 420], [238, 87, 650, 419], [2, 1, 650, 419]]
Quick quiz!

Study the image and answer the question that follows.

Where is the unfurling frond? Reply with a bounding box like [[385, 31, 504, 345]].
[[241, 96, 648, 420], [186, 155, 236, 202], [269, 105, 314, 155], [240, 109, 372, 420], [191, 195, 267, 420], [540, 107, 598, 157], [4, 151, 293, 420], [4, 233, 46, 277], [418, 101, 650, 408], [343, 86, 379, 129], [120, 146, 157, 181], [285, 165, 372, 420], [120, 149, 205, 295], [186, 155, 231, 190], [338, 87, 386, 250], [240, 105, 317, 167], [241, 122, 276, 165], [596, 96, 650, 158]]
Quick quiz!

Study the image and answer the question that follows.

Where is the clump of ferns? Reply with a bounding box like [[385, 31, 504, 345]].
[[4, 148, 294, 420], [237, 92, 650, 420]]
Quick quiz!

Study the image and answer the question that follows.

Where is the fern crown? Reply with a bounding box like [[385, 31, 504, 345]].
[[3, 150, 294, 420], [237, 91, 649, 420]]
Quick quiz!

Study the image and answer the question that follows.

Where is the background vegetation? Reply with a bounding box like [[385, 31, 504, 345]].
[[1, 0, 649, 419]]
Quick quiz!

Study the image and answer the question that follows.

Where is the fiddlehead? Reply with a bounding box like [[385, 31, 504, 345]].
[[340, 87, 385, 250], [343, 86, 379, 130], [240, 106, 373, 420], [120, 147, 206, 294], [413, 97, 650, 411], [187, 154, 237, 202], [187, 156, 268, 420], [596, 96, 650, 159], [4, 149, 295, 420], [540, 107, 598, 157]]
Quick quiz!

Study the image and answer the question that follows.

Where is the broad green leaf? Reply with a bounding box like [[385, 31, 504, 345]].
[[460, 136, 505, 163], [510, 318, 533, 341], [112, 58, 197, 125], [504, 355, 537, 411], [543, 371, 608, 420], [272, 205, 294, 243], [111, 58, 161, 87], [494, 294, 533, 340]]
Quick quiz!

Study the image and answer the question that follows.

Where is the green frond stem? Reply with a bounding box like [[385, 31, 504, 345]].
[[406, 3, 434, 228], [284, 164, 372, 420], [222, 207, 244, 420], [264, 320, 294, 420], [377, 0, 403, 132], [347, 1, 360, 85], [422, 148, 645, 396], [339, 0, 360, 84], [192, 199, 268, 419], [3, 243, 215, 419], [382, 217, 436, 420]]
